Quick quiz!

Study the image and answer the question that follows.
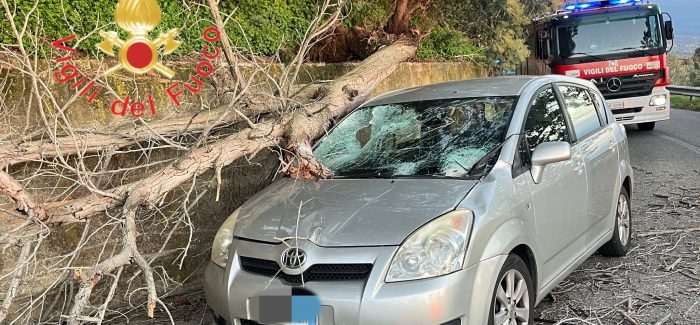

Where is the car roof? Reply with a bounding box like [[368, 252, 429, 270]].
[[362, 75, 587, 107]]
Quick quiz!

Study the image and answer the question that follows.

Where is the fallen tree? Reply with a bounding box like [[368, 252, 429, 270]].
[[0, 0, 416, 323]]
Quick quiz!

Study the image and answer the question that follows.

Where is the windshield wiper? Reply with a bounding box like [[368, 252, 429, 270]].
[[609, 47, 659, 57], [570, 52, 606, 61], [333, 171, 394, 179], [391, 174, 474, 180]]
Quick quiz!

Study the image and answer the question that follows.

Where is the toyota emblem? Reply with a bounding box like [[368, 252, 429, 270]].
[[281, 248, 307, 269], [607, 77, 623, 92]]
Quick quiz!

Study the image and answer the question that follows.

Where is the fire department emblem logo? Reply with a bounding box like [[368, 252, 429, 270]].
[[97, 0, 181, 78]]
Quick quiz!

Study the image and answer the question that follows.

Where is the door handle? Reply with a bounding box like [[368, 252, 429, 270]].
[[574, 164, 584, 175], [608, 140, 616, 152]]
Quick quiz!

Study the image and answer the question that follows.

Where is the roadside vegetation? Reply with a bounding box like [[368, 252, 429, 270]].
[[669, 48, 700, 87], [0, 0, 562, 69], [671, 95, 700, 111], [668, 48, 700, 111]]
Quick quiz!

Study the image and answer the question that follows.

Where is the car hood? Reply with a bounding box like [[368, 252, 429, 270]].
[[233, 177, 478, 247]]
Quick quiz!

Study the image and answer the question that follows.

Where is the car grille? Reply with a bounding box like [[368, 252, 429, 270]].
[[589, 71, 661, 100], [239, 256, 373, 285]]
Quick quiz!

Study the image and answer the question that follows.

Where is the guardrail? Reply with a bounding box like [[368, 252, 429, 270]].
[[668, 85, 700, 100]]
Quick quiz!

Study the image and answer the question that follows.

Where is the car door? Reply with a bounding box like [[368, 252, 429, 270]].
[[556, 84, 620, 242], [514, 85, 589, 288]]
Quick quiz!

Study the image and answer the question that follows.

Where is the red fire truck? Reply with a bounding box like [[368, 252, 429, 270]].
[[522, 0, 675, 131]]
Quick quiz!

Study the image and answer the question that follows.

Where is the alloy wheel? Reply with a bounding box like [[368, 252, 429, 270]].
[[617, 193, 631, 246], [493, 269, 530, 325]]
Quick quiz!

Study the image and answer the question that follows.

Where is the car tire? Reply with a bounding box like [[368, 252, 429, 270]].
[[599, 187, 632, 257], [488, 254, 534, 325], [637, 122, 656, 131]]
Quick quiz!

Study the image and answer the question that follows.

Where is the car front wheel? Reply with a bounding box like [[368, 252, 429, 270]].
[[599, 187, 632, 257], [489, 254, 534, 325]]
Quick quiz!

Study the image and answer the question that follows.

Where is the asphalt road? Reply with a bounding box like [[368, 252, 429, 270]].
[[651, 108, 700, 157]]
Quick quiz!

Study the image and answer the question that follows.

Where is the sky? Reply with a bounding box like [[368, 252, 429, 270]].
[[655, 0, 700, 37]]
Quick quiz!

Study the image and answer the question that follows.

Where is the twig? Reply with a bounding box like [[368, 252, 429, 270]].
[[636, 227, 700, 238], [654, 313, 672, 325]]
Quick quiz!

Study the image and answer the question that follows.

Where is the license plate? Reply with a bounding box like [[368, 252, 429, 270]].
[[609, 102, 624, 110]]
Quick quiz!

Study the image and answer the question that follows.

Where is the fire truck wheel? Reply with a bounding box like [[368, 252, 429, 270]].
[[637, 122, 655, 131]]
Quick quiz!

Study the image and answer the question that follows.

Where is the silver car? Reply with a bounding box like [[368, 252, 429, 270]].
[[205, 76, 634, 325]]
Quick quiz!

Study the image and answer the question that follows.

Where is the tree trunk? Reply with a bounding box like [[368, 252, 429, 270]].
[[386, 0, 411, 34]]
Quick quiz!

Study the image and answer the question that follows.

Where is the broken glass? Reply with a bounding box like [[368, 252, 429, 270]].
[[313, 97, 517, 178]]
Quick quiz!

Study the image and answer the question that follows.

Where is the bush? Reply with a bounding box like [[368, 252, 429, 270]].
[[342, 0, 391, 29], [0, 0, 317, 57], [220, 0, 317, 56], [440, 0, 530, 68], [416, 27, 482, 61], [671, 95, 700, 111]]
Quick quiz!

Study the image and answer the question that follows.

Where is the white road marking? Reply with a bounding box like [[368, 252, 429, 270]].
[[653, 131, 700, 156]]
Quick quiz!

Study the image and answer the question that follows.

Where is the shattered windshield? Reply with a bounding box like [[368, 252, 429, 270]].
[[313, 97, 516, 178]]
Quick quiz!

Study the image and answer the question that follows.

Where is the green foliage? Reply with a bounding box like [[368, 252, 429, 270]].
[[416, 27, 483, 61], [668, 53, 700, 87], [0, 0, 318, 58], [519, 0, 559, 19], [220, 0, 317, 56], [343, 0, 391, 29], [671, 95, 700, 111], [439, 0, 530, 69]]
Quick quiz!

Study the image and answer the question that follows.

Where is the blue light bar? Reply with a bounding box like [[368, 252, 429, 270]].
[[563, 0, 642, 12], [609, 0, 642, 4], [564, 1, 603, 10]]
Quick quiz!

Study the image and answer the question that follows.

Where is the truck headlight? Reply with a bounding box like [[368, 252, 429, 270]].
[[649, 94, 667, 106], [211, 209, 240, 268], [386, 209, 473, 282]]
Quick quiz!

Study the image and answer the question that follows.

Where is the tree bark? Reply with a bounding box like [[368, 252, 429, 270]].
[[386, 0, 411, 34], [205, 0, 244, 92], [0, 102, 270, 168], [0, 171, 46, 220]]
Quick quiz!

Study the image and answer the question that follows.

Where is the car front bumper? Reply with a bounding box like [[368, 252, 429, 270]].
[[204, 239, 507, 325], [608, 86, 670, 125]]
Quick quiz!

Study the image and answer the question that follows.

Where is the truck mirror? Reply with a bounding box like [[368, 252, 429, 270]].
[[664, 20, 674, 40]]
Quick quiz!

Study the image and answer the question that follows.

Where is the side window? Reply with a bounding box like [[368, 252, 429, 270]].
[[558, 85, 602, 139], [590, 90, 609, 125], [519, 86, 571, 167]]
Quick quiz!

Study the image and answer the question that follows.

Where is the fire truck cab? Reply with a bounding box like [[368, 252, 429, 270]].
[[523, 0, 675, 131]]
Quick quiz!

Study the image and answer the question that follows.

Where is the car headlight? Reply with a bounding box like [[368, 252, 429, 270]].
[[211, 208, 240, 268], [386, 209, 474, 282], [649, 94, 667, 106]]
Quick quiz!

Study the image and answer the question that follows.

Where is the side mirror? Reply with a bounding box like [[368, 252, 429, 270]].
[[664, 20, 674, 40], [530, 142, 572, 184]]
